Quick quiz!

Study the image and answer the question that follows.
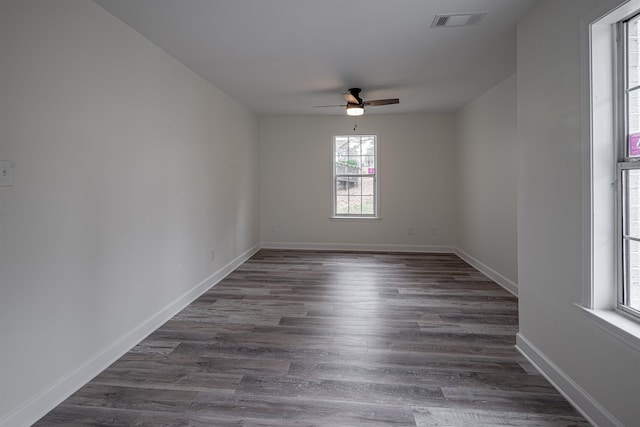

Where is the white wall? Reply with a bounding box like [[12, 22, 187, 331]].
[[517, 1, 640, 426], [8, 0, 638, 425], [259, 114, 456, 251], [454, 74, 518, 294], [0, 1, 260, 425]]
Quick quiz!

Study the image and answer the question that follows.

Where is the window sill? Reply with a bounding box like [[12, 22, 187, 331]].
[[330, 216, 383, 221], [574, 303, 640, 353]]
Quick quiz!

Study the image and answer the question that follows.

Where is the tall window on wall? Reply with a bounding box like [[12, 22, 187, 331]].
[[333, 135, 378, 217], [620, 13, 640, 318]]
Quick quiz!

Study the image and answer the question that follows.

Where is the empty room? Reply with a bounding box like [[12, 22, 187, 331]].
[[1, 0, 639, 426]]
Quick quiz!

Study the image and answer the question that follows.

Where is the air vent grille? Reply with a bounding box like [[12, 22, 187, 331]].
[[431, 12, 487, 28], [435, 15, 449, 27]]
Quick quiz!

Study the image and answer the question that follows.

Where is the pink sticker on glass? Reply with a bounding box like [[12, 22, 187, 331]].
[[630, 133, 640, 156]]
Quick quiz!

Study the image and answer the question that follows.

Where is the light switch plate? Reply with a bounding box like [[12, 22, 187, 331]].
[[0, 161, 14, 186]]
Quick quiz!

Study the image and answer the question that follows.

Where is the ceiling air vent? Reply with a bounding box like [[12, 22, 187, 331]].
[[431, 12, 487, 28]]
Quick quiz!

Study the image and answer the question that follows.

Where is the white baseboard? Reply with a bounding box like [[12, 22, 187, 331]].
[[454, 248, 518, 296], [0, 243, 260, 427], [516, 333, 625, 427], [261, 241, 456, 253]]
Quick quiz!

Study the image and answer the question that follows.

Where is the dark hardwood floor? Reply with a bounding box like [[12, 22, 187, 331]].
[[35, 250, 590, 426]]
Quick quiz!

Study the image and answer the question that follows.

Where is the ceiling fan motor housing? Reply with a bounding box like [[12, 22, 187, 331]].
[[348, 88, 364, 105]]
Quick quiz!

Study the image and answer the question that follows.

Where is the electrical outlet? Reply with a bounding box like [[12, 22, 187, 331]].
[[177, 264, 184, 280], [432, 227, 437, 236], [271, 225, 276, 233], [0, 160, 13, 186], [210, 249, 216, 262], [408, 226, 414, 236]]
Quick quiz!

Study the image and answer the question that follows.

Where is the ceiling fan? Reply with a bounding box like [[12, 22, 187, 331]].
[[315, 88, 399, 116]]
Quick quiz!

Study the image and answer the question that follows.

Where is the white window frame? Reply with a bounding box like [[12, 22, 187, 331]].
[[617, 12, 640, 319], [579, 0, 640, 352], [331, 134, 380, 219]]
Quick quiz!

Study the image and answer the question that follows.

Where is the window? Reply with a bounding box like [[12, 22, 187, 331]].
[[332, 135, 378, 217], [582, 0, 640, 350], [619, 13, 640, 317]]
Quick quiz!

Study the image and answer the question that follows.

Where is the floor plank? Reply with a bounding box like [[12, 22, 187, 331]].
[[34, 250, 590, 426]]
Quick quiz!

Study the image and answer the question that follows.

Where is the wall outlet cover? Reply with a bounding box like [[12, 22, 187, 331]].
[[0, 160, 14, 186]]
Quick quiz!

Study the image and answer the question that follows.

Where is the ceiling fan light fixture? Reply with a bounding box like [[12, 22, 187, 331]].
[[346, 104, 365, 116]]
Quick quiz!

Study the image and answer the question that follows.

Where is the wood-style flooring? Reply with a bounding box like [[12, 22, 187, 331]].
[[35, 250, 590, 426]]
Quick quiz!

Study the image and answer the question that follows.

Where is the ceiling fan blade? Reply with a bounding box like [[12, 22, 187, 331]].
[[342, 88, 363, 105], [313, 104, 347, 108], [342, 92, 360, 105], [364, 98, 399, 106]]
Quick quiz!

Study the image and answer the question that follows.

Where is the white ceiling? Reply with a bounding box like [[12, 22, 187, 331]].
[[94, 0, 538, 116]]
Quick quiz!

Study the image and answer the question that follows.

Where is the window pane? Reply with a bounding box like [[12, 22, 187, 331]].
[[348, 196, 362, 214], [349, 139, 361, 156], [362, 196, 374, 215], [625, 239, 640, 311], [624, 169, 640, 237], [347, 157, 361, 173], [362, 156, 375, 171], [335, 139, 349, 167], [336, 196, 348, 214], [348, 177, 362, 196], [336, 136, 349, 149], [335, 157, 347, 174], [362, 136, 375, 153], [361, 177, 374, 196], [628, 89, 640, 157], [628, 16, 640, 88], [337, 162, 358, 175]]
